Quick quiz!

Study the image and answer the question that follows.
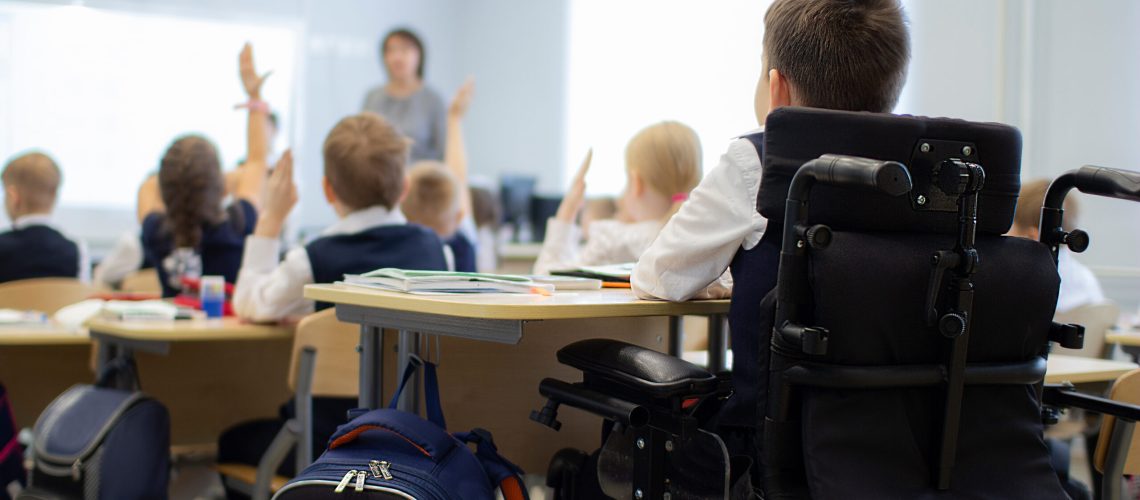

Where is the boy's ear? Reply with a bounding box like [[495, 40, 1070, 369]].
[[769, 68, 794, 111], [322, 176, 337, 205]]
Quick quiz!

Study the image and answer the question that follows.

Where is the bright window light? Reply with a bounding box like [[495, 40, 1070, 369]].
[[565, 0, 771, 195], [0, 3, 300, 210]]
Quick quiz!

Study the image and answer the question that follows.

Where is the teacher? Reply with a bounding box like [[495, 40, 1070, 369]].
[[362, 28, 446, 162]]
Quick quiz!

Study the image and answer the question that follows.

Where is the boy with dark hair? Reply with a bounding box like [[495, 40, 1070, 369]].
[[632, 0, 911, 461]]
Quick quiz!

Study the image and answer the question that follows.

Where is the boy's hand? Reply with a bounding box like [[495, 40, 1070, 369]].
[[555, 148, 592, 223], [448, 78, 475, 119], [254, 150, 297, 238], [240, 43, 272, 99]]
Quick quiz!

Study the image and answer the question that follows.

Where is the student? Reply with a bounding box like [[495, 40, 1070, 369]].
[[469, 186, 501, 272], [631, 0, 910, 464], [401, 80, 479, 272], [532, 121, 703, 275], [232, 111, 448, 322], [1009, 179, 1106, 313], [139, 44, 270, 297], [0, 152, 90, 284]]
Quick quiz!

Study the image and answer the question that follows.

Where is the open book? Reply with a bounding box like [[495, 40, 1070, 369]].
[[549, 263, 635, 283], [342, 269, 555, 295]]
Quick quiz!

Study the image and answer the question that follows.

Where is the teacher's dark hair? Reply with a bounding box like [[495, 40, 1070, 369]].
[[381, 28, 426, 79]]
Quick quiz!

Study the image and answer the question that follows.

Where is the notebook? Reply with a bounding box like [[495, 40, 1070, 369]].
[[342, 269, 555, 295], [549, 263, 635, 283]]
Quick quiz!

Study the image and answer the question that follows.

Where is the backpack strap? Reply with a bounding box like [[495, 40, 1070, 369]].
[[385, 355, 447, 429], [454, 428, 529, 500]]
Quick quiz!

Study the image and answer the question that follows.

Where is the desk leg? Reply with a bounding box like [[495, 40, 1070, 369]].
[[396, 331, 421, 413], [358, 326, 384, 409], [707, 315, 727, 373], [668, 316, 684, 357]]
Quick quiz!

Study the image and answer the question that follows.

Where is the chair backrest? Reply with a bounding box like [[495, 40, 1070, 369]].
[[118, 269, 162, 294], [289, 309, 360, 398], [1095, 368, 1140, 474], [1054, 301, 1121, 358], [0, 278, 98, 314]]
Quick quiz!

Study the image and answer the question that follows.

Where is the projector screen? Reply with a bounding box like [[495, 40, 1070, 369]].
[[0, 3, 301, 211]]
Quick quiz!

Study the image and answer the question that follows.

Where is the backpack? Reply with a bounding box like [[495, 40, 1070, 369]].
[[0, 382, 25, 500], [18, 360, 170, 500], [273, 357, 527, 500]]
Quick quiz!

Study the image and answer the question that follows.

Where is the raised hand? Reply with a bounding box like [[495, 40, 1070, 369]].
[[555, 148, 593, 223], [253, 150, 297, 238], [239, 42, 272, 99], [449, 77, 475, 119]]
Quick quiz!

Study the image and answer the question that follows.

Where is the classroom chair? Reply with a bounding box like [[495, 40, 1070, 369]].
[[118, 268, 162, 294], [214, 308, 360, 500], [532, 107, 1140, 499], [0, 278, 97, 314], [1055, 301, 1122, 359]]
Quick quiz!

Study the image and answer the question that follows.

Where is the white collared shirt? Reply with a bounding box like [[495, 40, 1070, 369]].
[[1057, 249, 1107, 313], [533, 217, 664, 276], [12, 213, 91, 284], [234, 205, 407, 322], [632, 133, 766, 301]]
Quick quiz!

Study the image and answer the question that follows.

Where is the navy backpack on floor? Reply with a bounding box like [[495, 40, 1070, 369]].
[[18, 359, 170, 500], [273, 358, 527, 500]]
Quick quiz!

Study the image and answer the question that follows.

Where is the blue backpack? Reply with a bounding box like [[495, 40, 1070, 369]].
[[272, 357, 527, 500]]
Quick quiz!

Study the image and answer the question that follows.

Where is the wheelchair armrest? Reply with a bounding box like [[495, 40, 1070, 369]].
[[556, 339, 719, 399], [1043, 384, 1140, 421]]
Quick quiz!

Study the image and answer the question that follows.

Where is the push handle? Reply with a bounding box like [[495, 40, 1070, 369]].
[[1070, 165, 1140, 202], [805, 154, 913, 197]]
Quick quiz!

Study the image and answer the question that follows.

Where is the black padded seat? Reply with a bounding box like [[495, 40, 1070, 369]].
[[557, 339, 718, 399]]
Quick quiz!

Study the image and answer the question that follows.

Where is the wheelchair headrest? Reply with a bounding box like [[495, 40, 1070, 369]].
[[760, 107, 1022, 235]]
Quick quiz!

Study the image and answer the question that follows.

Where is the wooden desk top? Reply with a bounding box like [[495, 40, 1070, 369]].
[[1045, 354, 1138, 384], [304, 284, 730, 321], [0, 325, 89, 346], [86, 317, 293, 343], [1107, 328, 1140, 347]]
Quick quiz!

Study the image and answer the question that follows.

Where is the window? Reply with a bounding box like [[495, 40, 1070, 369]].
[[564, 0, 771, 194]]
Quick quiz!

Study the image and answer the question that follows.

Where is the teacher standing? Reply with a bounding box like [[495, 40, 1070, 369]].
[[362, 28, 446, 162]]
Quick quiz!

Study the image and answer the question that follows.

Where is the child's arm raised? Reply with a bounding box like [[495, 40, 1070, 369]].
[[445, 78, 475, 219], [532, 149, 592, 275], [232, 42, 271, 208], [136, 174, 164, 224]]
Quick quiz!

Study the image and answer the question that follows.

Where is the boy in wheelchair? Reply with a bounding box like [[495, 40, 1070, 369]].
[[531, 0, 1140, 498]]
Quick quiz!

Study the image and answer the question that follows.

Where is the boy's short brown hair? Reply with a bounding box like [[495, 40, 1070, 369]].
[[2, 152, 62, 212], [323, 112, 408, 210], [764, 0, 910, 113], [1015, 178, 1078, 232], [402, 162, 459, 235]]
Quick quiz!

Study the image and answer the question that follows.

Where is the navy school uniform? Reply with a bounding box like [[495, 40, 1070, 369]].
[[445, 231, 477, 273], [0, 223, 80, 284], [141, 200, 257, 297]]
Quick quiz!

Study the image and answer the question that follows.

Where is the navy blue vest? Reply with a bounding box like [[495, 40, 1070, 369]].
[[306, 224, 449, 310], [717, 132, 782, 429], [445, 233, 477, 273], [0, 225, 80, 284], [142, 201, 257, 298]]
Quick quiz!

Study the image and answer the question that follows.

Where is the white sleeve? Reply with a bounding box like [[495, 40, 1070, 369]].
[[93, 232, 143, 287], [532, 218, 582, 275], [631, 138, 765, 301], [76, 238, 91, 284], [233, 236, 315, 322]]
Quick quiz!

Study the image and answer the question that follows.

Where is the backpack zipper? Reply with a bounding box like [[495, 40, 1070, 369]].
[[370, 459, 393, 480], [334, 470, 357, 493]]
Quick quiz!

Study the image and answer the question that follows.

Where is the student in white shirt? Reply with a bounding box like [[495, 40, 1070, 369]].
[[1007, 178, 1106, 313], [533, 121, 703, 275]]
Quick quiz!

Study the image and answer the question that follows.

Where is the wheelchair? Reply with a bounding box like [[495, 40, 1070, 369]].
[[530, 107, 1140, 499]]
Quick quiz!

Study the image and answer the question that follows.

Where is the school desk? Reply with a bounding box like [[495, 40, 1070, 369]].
[[303, 284, 728, 472], [85, 317, 295, 445], [0, 325, 91, 431], [1106, 328, 1140, 347], [495, 242, 543, 274], [1045, 354, 1138, 384]]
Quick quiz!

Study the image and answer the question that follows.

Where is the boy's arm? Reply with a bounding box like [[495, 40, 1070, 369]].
[[232, 43, 271, 208], [234, 150, 311, 321], [136, 174, 164, 223], [631, 139, 765, 301], [532, 149, 591, 275], [445, 78, 474, 219]]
